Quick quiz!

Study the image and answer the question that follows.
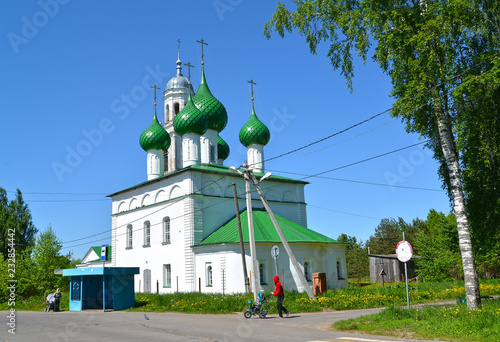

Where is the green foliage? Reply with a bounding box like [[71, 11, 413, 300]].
[[337, 234, 369, 281], [415, 210, 462, 281], [0, 187, 38, 259], [0, 225, 73, 302], [368, 217, 421, 255], [31, 225, 72, 295]]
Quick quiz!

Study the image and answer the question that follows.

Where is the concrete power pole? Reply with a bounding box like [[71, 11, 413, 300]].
[[247, 170, 315, 299], [244, 164, 260, 302], [232, 183, 250, 293]]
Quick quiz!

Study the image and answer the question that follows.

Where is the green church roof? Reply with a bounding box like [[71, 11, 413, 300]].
[[173, 94, 208, 136], [239, 107, 270, 147], [139, 113, 171, 151], [199, 209, 339, 246], [193, 70, 228, 132], [217, 134, 230, 160], [87, 246, 113, 262]]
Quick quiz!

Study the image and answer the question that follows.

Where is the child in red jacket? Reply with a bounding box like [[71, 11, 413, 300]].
[[272, 275, 290, 318]]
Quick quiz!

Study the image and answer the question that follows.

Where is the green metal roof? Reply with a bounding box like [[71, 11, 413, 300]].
[[217, 134, 230, 160], [139, 113, 171, 151], [173, 94, 208, 136], [107, 164, 308, 198], [239, 107, 270, 147], [193, 69, 228, 132], [199, 208, 340, 246], [87, 246, 112, 262]]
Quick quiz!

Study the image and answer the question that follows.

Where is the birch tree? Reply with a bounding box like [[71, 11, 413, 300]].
[[265, 0, 500, 309]]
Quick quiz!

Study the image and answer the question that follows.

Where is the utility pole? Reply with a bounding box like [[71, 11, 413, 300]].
[[247, 170, 315, 299], [244, 163, 260, 302], [232, 183, 250, 293]]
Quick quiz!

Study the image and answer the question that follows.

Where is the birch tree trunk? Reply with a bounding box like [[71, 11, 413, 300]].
[[433, 93, 481, 309]]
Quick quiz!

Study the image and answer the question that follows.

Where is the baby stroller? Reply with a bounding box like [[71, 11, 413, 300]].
[[244, 292, 271, 319], [44, 293, 55, 312]]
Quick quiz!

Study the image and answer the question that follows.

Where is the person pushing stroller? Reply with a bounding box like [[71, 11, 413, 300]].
[[44, 288, 62, 312], [271, 275, 290, 318]]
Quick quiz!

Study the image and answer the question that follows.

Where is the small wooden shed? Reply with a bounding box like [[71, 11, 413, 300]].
[[368, 254, 417, 283]]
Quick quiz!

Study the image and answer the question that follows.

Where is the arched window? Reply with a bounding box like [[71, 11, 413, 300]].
[[259, 260, 267, 284], [209, 144, 215, 163], [337, 259, 344, 280], [206, 264, 213, 286], [166, 104, 170, 121], [162, 217, 170, 244], [126, 224, 133, 248], [174, 102, 180, 115], [304, 261, 311, 281], [163, 264, 171, 288], [143, 221, 150, 247]]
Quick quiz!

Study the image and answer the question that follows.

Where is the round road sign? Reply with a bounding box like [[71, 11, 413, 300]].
[[396, 241, 413, 262], [271, 245, 279, 259]]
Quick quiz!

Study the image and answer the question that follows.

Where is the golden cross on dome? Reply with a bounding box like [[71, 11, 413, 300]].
[[196, 38, 208, 66], [248, 79, 256, 106], [150, 85, 160, 109], [183, 62, 195, 84]]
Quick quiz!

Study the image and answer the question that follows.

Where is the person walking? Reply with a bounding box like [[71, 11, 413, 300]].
[[54, 288, 62, 312], [271, 275, 290, 318]]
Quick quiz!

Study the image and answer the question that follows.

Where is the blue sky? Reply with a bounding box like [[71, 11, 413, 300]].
[[1, 0, 451, 259]]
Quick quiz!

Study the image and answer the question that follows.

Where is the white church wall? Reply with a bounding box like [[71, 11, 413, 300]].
[[109, 167, 341, 295], [113, 196, 189, 293], [194, 245, 254, 294], [193, 242, 346, 294]]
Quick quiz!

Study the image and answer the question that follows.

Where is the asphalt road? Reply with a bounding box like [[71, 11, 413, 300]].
[[1, 309, 448, 342]]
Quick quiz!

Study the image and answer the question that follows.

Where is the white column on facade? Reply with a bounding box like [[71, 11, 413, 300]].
[[147, 149, 164, 180], [182, 133, 201, 167], [200, 129, 218, 164], [247, 144, 264, 173]]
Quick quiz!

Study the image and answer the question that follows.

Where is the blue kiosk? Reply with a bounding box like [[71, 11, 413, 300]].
[[62, 267, 139, 311]]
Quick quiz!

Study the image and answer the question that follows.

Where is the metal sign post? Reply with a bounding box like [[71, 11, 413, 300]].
[[271, 245, 279, 276], [396, 234, 413, 309], [101, 244, 107, 312]]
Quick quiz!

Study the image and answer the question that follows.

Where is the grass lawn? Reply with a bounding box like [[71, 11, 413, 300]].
[[333, 298, 500, 342]]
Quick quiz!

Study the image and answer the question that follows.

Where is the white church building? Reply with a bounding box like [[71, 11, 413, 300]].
[[105, 47, 347, 294]]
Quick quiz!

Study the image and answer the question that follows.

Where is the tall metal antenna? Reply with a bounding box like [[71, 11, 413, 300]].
[[248, 79, 257, 107], [196, 38, 208, 67]]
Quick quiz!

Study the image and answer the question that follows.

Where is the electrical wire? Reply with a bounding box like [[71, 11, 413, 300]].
[[268, 169, 441, 192]]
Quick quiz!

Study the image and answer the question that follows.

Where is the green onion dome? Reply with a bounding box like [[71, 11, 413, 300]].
[[239, 107, 270, 147], [217, 134, 230, 160], [173, 94, 208, 136], [193, 70, 228, 132], [140, 113, 171, 151]]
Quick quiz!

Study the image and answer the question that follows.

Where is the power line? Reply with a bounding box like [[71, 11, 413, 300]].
[[27, 199, 110, 203], [308, 204, 381, 220], [62, 194, 187, 244], [5, 190, 108, 196], [61, 175, 228, 247], [252, 54, 499, 169], [298, 141, 428, 181], [303, 118, 399, 156]]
